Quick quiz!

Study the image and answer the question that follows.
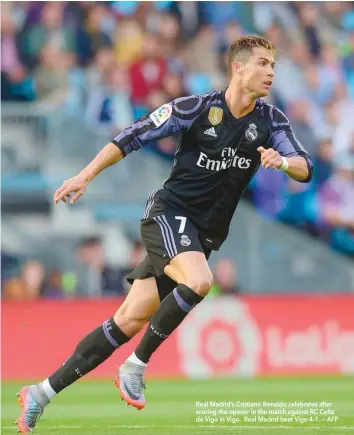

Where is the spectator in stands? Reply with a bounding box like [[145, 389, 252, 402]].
[[1, 14, 35, 102], [76, 4, 112, 66], [75, 236, 105, 297], [217, 21, 244, 74], [163, 72, 186, 101], [114, 18, 144, 66], [304, 65, 333, 106], [85, 63, 133, 134], [3, 259, 45, 300], [268, 33, 309, 105], [297, 3, 322, 58], [129, 33, 168, 104], [318, 45, 345, 96], [169, 1, 205, 40], [1, 64, 35, 102], [75, 236, 133, 297], [102, 240, 147, 296], [86, 47, 115, 88], [1, 15, 22, 74], [317, 153, 354, 255], [1, 251, 20, 286], [209, 259, 242, 297], [21, 3, 76, 69], [332, 83, 354, 155], [313, 138, 334, 187], [42, 269, 65, 299], [158, 13, 181, 58], [34, 45, 69, 102], [288, 99, 318, 157]]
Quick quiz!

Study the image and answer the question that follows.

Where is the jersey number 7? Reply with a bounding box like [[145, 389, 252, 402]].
[[175, 216, 187, 234]]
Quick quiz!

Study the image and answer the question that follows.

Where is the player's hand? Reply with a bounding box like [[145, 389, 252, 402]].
[[54, 175, 89, 205], [257, 146, 283, 169]]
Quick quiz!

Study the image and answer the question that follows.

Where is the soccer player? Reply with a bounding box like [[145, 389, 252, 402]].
[[16, 36, 313, 433]]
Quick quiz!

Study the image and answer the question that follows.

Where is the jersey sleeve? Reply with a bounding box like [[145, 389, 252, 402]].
[[112, 95, 206, 157], [267, 107, 314, 183]]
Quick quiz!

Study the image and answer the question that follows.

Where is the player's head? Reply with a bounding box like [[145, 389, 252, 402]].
[[227, 35, 276, 97]]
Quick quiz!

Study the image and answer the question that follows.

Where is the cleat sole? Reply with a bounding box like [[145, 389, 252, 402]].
[[114, 375, 145, 410], [15, 387, 32, 434]]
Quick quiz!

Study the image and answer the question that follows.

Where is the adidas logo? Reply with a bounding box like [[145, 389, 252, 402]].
[[204, 127, 217, 137]]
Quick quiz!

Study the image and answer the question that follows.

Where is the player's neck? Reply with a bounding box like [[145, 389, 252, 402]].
[[225, 85, 257, 119]]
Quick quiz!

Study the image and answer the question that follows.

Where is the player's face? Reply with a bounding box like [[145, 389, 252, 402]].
[[242, 47, 275, 97]]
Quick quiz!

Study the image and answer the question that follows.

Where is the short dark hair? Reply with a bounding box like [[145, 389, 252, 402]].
[[227, 35, 276, 77]]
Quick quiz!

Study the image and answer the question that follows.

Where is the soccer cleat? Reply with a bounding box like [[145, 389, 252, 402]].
[[16, 385, 49, 433], [115, 361, 146, 410]]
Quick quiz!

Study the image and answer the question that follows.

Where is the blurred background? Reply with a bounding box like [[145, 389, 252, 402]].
[[1, 0, 354, 302]]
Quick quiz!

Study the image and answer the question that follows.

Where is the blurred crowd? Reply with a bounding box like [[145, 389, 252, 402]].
[[2, 238, 241, 300], [1, 1, 354, 299]]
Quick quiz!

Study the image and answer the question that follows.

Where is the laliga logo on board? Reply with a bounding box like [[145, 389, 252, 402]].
[[177, 297, 262, 378]]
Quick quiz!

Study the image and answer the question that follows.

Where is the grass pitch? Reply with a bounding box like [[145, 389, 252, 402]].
[[2, 376, 354, 435]]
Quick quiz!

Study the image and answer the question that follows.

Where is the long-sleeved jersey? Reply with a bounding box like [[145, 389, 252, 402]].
[[113, 90, 313, 251]]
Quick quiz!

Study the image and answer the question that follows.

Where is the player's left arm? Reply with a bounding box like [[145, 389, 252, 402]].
[[258, 109, 313, 183]]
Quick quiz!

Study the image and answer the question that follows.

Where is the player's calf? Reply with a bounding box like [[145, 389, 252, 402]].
[[118, 282, 205, 409]]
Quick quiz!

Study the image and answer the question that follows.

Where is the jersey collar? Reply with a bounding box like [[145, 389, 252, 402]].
[[221, 88, 260, 124]]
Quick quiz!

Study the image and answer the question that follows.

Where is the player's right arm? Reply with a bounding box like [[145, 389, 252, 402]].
[[54, 95, 209, 204], [54, 142, 123, 204]]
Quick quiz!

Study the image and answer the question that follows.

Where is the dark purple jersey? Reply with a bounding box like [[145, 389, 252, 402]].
[[112, 90, 313, 250]]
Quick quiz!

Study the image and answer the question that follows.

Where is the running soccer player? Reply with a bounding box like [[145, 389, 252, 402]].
[[16, 36, 313, 433]]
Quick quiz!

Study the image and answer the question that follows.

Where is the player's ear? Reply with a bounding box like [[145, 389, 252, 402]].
[[232, 61, 244, 75]]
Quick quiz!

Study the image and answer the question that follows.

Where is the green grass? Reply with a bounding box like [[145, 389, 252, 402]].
[[2, 377, 354, 435]]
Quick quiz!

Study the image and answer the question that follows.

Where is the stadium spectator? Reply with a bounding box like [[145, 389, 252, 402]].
[[313, 138, 334, 187], [74, 237, 133, 297], [76, 4, 113, 66], [317, 153, 354, 256], [1, 64, 35, 102], [3, 259, 45, 300], [34, 45, 69, 101], [297, 3, 322, 59], [1, 15, 22, 74], [42, 269, 65, 299], [114, 18, 144, 66], [288, 99, 318, 157], [85, 63, 133, 134], [169, 1, 205, 40], [102, 240, 147, 296], [86, 47, 115, 88], [129, 33, 168, 104], [209, 259, 242, 297], [21, 3, 76, 70]]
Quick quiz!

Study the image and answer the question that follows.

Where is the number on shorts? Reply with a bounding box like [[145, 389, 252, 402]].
[[175, 216, 187, 234]]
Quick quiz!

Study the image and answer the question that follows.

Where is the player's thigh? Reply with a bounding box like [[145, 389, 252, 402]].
[[141, 212, 213, 296], [113, 277, 160, 331], [164, 251, 213, 296]]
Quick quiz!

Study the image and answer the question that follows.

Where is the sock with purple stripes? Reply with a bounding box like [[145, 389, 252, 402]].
[[47, 318, 129, 394], [135, 284, 203, 364]]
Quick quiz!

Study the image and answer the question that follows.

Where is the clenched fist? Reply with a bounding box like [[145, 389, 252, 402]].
[[257, 146, 283, 169]]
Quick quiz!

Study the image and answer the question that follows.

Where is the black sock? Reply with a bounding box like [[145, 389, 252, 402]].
[[135, 284, 203, 364], [48, 318, 129, 393]]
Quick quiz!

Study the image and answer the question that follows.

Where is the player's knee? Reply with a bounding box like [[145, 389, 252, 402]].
[[185, 273, 213, 296]]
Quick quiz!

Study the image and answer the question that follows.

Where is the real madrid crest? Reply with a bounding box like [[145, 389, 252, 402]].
[[245, 123, 258, 141], [180, 234, 191, 247], [208, 107, 223, 126]]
